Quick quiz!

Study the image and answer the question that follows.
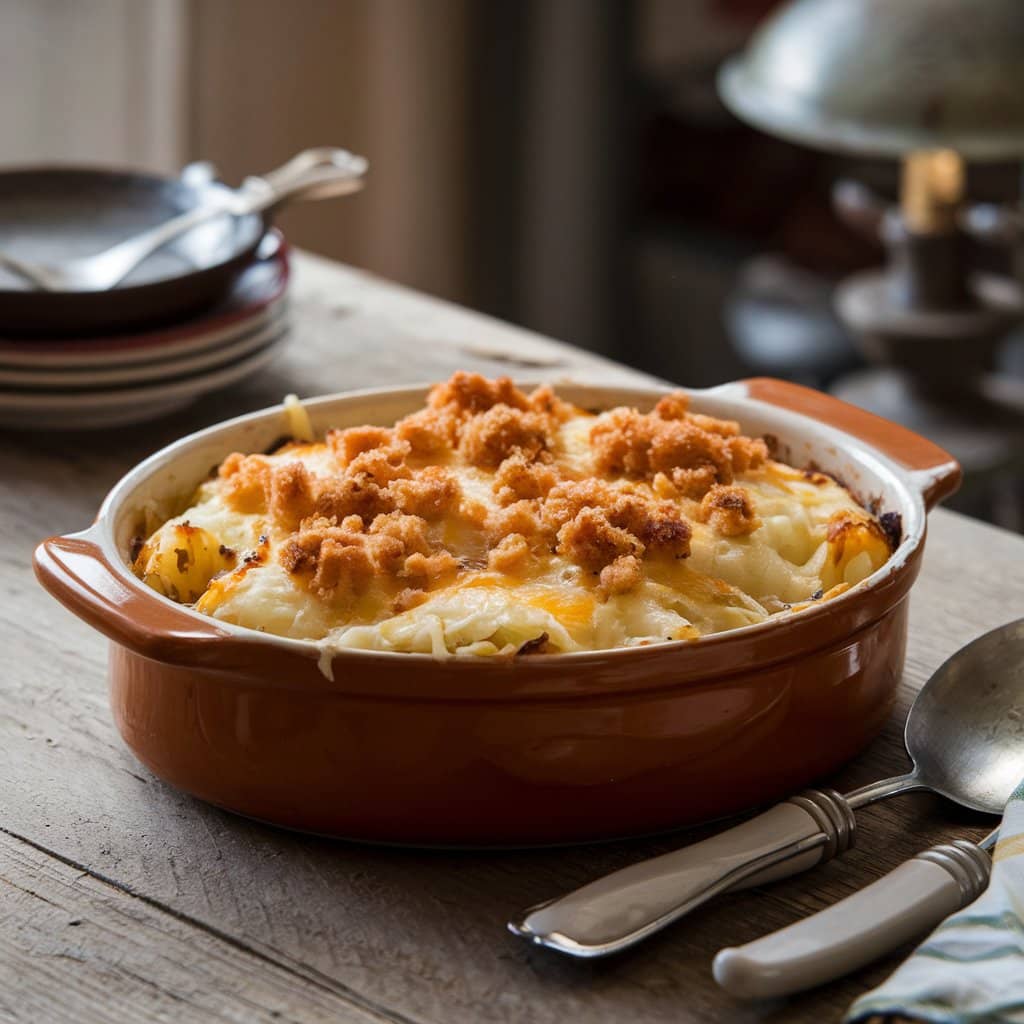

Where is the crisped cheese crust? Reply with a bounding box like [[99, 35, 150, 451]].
[[133, 373, 895, 656]]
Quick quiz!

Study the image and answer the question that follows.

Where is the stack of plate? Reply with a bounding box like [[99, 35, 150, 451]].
[[0, 237, 290, 430]]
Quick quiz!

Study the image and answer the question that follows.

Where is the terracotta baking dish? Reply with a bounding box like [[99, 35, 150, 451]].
[[35, 378, 959, 846]]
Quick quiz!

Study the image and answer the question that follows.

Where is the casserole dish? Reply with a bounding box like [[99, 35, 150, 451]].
[[35, 378, 959, 846]]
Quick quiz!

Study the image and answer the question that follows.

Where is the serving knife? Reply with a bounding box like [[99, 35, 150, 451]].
[[713, 830, 995, 999]]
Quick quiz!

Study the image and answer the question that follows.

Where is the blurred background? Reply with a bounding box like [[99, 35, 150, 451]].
[[2, 0, 1023, 527]]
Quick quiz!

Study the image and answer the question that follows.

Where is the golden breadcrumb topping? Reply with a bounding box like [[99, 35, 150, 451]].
[[211, 373, 707, 603], [133, 373, 896, 656], [697, 484, 762, 537], [590, 398, 768, 483]]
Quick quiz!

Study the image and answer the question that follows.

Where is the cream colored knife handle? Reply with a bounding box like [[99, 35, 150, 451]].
[[509, 790, 856, 958], [713, 840, 992, 1000]]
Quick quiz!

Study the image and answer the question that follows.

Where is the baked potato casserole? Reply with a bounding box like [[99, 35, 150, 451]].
[[132, 373, 896, 657]]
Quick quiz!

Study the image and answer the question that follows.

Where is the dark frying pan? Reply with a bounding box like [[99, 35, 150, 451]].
[[0, 167, 265, 337]]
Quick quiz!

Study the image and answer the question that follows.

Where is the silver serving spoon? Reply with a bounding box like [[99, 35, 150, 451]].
[[510, 618, 1024, 958], [0, 147, 367, 292]]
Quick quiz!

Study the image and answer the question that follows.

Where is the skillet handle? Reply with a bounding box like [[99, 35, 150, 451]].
[[34, 529, 234, 663], [742, 377, 961, 510], [240, 148, 368, 215]]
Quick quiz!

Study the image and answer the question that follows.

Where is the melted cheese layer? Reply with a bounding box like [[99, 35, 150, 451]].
[[133, 384, 893, 657]]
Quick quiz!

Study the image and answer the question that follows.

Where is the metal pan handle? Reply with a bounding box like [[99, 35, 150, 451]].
[[238, 148, 369, 216]]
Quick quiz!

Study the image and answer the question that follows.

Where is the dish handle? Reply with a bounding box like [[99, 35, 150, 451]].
[[34, 528, 235, 664], [742, 377, 961, 509]]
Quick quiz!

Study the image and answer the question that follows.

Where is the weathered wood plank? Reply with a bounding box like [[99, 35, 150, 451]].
[[0, 829, 406, 1024], [1, 251, 1023, 1024]]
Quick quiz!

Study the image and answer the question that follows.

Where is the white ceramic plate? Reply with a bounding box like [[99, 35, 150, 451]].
[[0, 311, 288, 389], [0, 329, 288, 430]]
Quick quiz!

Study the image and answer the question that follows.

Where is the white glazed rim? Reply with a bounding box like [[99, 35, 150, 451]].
[[85, 378, 936, 665]]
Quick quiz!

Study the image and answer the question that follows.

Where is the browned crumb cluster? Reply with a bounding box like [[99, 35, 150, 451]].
[[590, 394, 768, 497], [599, 553, 643, 596], [279, 514, 458, 600], [217, 372, 771, 604], [478, 479, 693, 593], [392, 373, 572, 456], [696, 485, 762, 537], [492, 451, 559, 505], [459, 404, 550, 468]]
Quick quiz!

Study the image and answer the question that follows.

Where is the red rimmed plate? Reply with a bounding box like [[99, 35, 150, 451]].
[[0, 234, 289, 369]]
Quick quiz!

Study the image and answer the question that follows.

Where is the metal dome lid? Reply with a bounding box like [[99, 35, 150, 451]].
[[718, 0, 1024, 160]]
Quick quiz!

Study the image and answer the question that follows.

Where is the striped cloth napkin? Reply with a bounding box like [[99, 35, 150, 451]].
[[846, 778, 1024, 1024]]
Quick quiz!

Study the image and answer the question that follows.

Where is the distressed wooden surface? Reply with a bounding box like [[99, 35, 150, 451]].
[[2, 251, 1024, 1024]]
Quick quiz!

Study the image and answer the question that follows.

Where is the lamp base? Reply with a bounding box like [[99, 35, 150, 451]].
[[834, 271, 1023, 382]]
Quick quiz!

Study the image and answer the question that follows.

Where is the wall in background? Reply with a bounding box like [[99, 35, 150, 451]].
[[0, 0, 186, 172], [188, 0, 473, 307]]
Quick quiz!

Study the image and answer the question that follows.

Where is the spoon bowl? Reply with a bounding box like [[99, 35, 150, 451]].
[[905, 617, 1024, 814]]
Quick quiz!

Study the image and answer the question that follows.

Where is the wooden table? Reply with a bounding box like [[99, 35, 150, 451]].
[[3, 252, 1024, 1024]]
